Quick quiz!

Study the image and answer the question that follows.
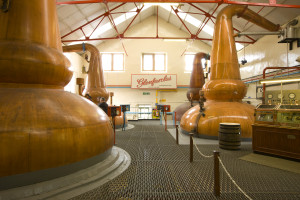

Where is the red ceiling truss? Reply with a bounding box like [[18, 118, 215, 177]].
[[59, 0, 300, 46], [57, 0, 300, 8]]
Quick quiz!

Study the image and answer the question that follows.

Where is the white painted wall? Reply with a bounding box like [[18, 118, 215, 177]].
[[238, 15, 300, 79], [64, 15, 300, 110], [96, 16, 211, 111], [238, 15, 300, 106], [64, 52, 86, 94]]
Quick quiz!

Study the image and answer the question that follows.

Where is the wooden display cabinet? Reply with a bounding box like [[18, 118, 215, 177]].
[[252, 124, 300, 160], [253, 104, 300, 160]]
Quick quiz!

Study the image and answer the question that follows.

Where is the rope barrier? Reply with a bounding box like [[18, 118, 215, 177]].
[[192, 137, 214, 158], [218, 157, 253, 200], [187, 134, 252, 199]]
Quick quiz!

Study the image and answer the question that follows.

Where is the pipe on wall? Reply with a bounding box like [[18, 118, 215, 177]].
[[63, 43, 109, 104], [262, 66, 300, 103]]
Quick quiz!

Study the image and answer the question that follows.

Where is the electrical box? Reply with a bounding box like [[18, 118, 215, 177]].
[[107, 106, 121, 117], [157, 104, 170, 112], [120, 104, 130, 112], [163, 105, 171, 112]]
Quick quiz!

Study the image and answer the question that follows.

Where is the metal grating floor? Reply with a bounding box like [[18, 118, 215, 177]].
[[72, 121, 300, 200]]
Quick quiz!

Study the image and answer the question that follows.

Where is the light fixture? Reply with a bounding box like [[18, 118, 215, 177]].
[[259, 77, 300, 84], [163, 39, 187, 42], [144, 3, 179, 6]]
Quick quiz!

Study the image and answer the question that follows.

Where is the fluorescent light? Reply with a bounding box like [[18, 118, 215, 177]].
[[259, 77, 300, 84], [163, 39, 187, 42]]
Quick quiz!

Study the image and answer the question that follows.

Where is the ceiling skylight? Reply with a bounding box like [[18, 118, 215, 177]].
[[159, 4, 214, 36], [69, 4, 152, 45]]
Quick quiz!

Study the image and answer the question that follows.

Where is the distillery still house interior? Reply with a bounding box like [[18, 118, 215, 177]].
[[0, 0, 300, 199]]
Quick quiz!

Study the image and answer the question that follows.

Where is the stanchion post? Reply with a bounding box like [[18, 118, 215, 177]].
[[165, 112, 167, 131], [176, 125, 179, 145], [174, 112, 176, 126], [113, 116, 116, 145], [160, 111, 163, 125], [214, 150, 220, 197], [190, 133, 194, 162]]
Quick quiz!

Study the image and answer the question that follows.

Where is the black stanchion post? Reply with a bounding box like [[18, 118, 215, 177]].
[[122, 111, 125, 131], [214, 150, 220, 197], [165, 112, 167, 131], [176, 125, 179, 145], [113, 116, 116, 145], [190, 133, 194, 162]]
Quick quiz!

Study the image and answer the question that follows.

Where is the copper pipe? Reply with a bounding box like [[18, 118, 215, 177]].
[[262, 66, 300, 104], [204, 5, 280, 101], [76, 77, 85, 96], [63, 43, 109, 103], [187, 52, 209, 101]]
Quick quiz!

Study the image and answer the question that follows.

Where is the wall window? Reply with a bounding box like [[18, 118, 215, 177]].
[[184, 53, 210, 72], [138, 104, 152, 119], [142, 53, 166, 71], [184, 53, 195, 72], [101, 53, 124, 71]]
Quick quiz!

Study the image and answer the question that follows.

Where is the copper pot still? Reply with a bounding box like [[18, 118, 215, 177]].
[[63, 43, 109, 104], [63, 46, 128, 128], [0, 0, 113, 179], [174, 52, 209, 122], [180, 5, 280, 139]]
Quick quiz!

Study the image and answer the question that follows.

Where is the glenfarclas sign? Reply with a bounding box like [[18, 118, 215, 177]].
[[131, 74, 177, 89]]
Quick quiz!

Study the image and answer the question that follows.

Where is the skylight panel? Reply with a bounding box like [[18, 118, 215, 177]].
[[236, 43, 244, 51], [69, 4, 152, 45], [159, 5, 214, 36]]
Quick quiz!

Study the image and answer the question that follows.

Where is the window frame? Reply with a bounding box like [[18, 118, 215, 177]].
[[184, 53, 196, 73], [142, 53, 167, 72], [184, 53, 209, 73], [101, 52, 125, 72]]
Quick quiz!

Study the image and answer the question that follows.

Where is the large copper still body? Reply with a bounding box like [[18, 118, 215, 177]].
[[174, 52, 208, 121], [63, 43, 109, 104], [0, 0, 113, 181], [180, 5, 280, 139]]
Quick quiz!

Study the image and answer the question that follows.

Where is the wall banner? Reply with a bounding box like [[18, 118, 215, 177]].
[[131, 74, 177, 89]]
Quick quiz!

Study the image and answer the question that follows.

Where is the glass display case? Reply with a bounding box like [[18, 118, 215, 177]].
[[253, 104, 300, 160], [277, 105, 300, 127], [254, 104, 279, 124], [254, 104, 300, 127]]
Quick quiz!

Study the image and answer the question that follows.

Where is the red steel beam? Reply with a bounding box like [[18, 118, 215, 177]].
[[156, 5, 159, 38], [61, 2, 126, 39], [57, 1, 223, 5], [195, 2, 221, 36], [57, 0, 300, 8], [189, 3, 256, 43], [223, 0, 300, 8], [62, 36, 255, 43], [104, 2, 129, 56], [171, 6, 193, 36], [88, 16, 106, 38], [122, 5, 144, 35]]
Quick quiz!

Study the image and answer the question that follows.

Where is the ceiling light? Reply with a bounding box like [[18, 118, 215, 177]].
[[144, 3, 179, 6], [259, 77, 300, 84]]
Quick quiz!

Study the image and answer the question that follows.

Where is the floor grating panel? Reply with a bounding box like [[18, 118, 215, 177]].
[[72, 121, 300, 200]]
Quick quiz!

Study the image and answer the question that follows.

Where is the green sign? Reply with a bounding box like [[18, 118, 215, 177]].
[[143, 92, 150, 95]]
